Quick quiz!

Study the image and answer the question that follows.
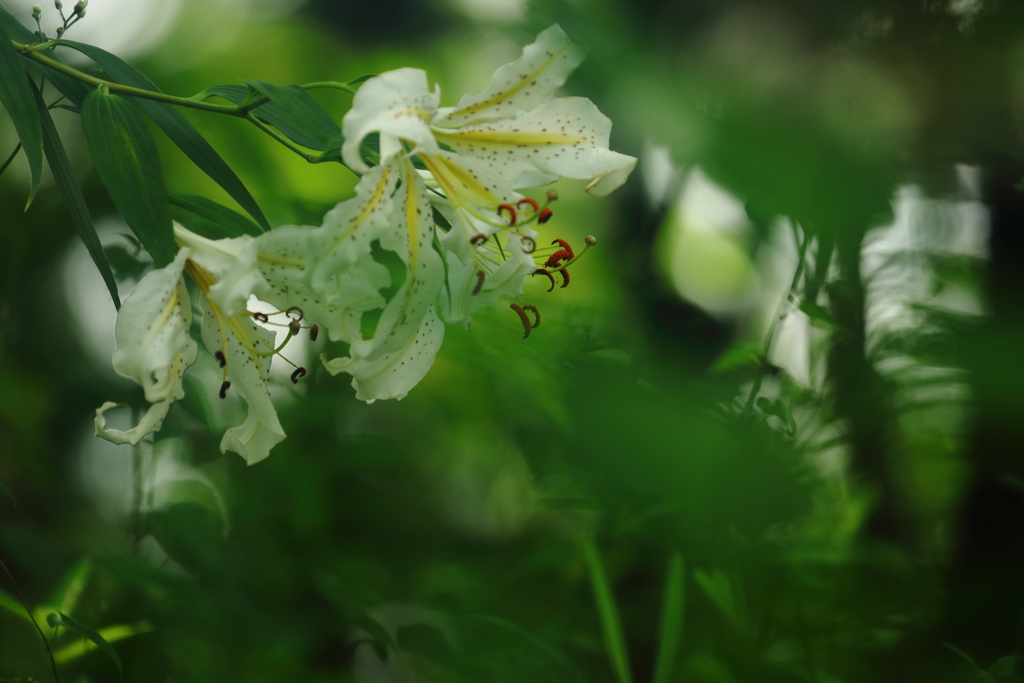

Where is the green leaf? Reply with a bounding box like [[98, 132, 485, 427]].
[[32, 81, 121, 307], [800, 300, 838, 329], [53, 40, 270, 231], [0, 8, 90, 106], [47, 611, 122, 674], [242, 80, 343, 151], [943, 641, 978, 670], [582, 535, 634, 683], [990, 656, 1015, 679], [81, 87, 175, 267], [0, 17, 43, 208], [203, 84, 327, 151], [168, 192, 262, 238], [52, 620, 153, 664], [0, 480, 15, 508], [346, 74, 376, 87], [45, 557, 92, 616], [694, 569, 740, 633], [653, 551, 685, 683]]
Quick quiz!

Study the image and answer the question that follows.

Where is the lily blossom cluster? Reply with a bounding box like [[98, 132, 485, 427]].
[[95, 25, 635, 464]]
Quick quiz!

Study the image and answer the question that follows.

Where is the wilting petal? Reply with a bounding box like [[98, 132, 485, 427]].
[[436, 97, 636, 196], [322, 306, 444, 402], [433, 24, 585, 127], [94, 400, 173, 447], [199, 295, 285, 465], [342, 68, 441, 173]]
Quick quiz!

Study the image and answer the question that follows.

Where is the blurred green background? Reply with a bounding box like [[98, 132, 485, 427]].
[[3, 0, 1024, 681]]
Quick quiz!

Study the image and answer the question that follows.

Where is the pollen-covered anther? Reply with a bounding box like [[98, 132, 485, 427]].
[[522, 304, 540, 329], [585, 235, 597, 246], [497, 204, 517, 226], [521, 236, 536, 253], [532, 268, 556, 293], [551, 239, 575, 259], [219, 381, 231, 399], [470, 233, 487, 246], [290, 367, 307, 384], [309, 324, 319, 342], [285, 306, 304, 321], [288, 319, 302, 337], [472, 270, 486, 296], [214, 350, 226, 368], [510, 303, 532, 339], [537, 208, 554, 224], [252, 312, 270, 323], [516, 197, 539, 213], [559, 268, 570, 289]]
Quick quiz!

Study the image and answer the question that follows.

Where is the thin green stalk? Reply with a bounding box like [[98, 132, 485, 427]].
[[0, 558, 60, 683], [0, 141, 22, 178], [582, 535, 634, 683], [652, 551, 685, 683], [302, 81, 358, 95], [244, 112, 315, 161]]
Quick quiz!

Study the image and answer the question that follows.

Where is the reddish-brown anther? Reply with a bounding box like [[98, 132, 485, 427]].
[[521, 235, 536, 253], [252, 312, 269, 323], [470, 233, 487, 246], [309, 324, 319, 342], [537, 207, 554, 224], [544, 250, 573, 268], [472, 270, 486, 295], [215, 350, 226, 368], [291, 367, 307, 384], [516, 197, 539, 212], [522, 304, 540, 329], [510, 303, 532, 339], [551, 239, 575, 258], [532, 268, 556, 292], [559, 268, 570, 289], [219, 381, 231, 399], [497, 203, 517, 225]]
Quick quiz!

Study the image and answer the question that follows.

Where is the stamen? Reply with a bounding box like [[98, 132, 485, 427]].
[[219, 381, 231, 399], [585, 235, 597, 246], [288, 319, 302, 336], [510, 303, 532, 339], [551, 239, 575, 259], [285, 306, 304, 320], [538, 208, 554, 224], [516, 197, 539, 212], [497, 204, 517, 226], [290, 367, 307, 384], [252, 312, 269, 323], [522, 304, 540, 329], [472, 270, 485, 296], [545, 250, 573, 268], [214, 350, 226, 368], [309, 324, 319, 341], [532, 268, 556, 293], [559, 268, 570, 289], [470, 233, 487, 246]]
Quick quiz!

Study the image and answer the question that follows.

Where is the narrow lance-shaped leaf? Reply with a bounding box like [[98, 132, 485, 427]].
[[81, 87, 176, 267], [243, 79, 342, 151], [32, 81, 121, 308], [168, 191, 262, 239], [652, 551, 686, 683], [582, 535, 634, 683], [0, 17, 42, 208], [0, 6, 91, 106], [47, 611, 122, 674], [55, 39, 270, 231]]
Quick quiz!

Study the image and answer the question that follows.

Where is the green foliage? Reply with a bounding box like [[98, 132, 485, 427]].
[[0, 16, 41, 209], [46, 612, 122, 674]]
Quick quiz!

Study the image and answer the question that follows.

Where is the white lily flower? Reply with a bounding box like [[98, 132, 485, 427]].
[[95, 248, 198, 446], [341, 24, 636, 259]]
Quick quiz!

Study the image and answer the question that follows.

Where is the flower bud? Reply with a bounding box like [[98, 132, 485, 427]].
[[73, 0, 85, 14], [585, 235, 597, 246], [32, 6, 41, 19], [56, 25, 64, 36], [54, 0, 62, 9]]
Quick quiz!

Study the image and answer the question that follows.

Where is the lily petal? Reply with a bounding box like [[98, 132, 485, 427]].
[[322, 306, 444, 402], [199, 295, 285, 465], [342, 68, 441, 173], [95, 400, 173, 447], [436, 97, 637, 196], [173, 223, 267, 317], [434, 24, 585, 127]]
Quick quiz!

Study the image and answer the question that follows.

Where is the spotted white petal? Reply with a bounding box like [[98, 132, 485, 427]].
[[321, 306, 444, 402], [199, 295, 285, 465], [479, 231, 538, 305], [95, 249, 198, 446], [438, 251, 481, 325], [433, 24, 585, 127], [437, 97, 636, 197], [341, 68, 441, 173], [173, 223, 267, 317]]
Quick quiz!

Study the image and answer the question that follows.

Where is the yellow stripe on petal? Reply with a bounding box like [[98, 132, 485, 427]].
[[435, 129, 589, 147]]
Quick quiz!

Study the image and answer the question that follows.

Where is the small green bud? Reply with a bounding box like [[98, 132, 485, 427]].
[[56, 25, 64, 36], [54, 0, 62, 9], [32, 5, 42, 19], [73, 0, 85, 13]]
